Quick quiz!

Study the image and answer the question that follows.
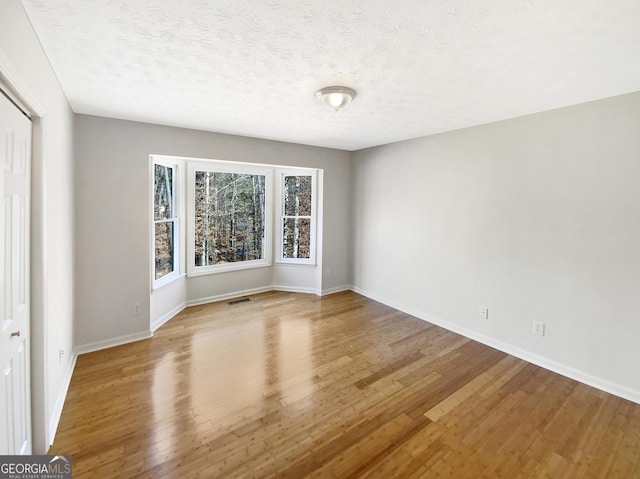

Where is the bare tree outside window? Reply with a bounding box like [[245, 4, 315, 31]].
[[154, 164, 175, 279], [282, 175, 312, 259], [194, 171, 266, 267]]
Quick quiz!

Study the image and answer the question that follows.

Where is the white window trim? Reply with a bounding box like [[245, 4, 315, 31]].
[[187, 160, 273, 276], [150, 155, 184, 289], [275, 168, 317, 265]]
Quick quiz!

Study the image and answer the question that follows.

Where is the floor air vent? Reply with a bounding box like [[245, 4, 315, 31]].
[[228, 298, 251, 305]]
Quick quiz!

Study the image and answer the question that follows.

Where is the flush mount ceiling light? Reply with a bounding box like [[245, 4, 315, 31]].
[[316, 86, 357, 112]]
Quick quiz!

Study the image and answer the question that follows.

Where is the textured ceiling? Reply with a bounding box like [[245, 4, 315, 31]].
[[20, 0, 640, 151]]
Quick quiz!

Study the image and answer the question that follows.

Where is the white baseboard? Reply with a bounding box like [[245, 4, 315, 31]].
[[75, 330, 153, 355], [48, 352, 77, 446], [272, 284, 317, 295], [185, 286, 273, 307], [151, 302, 186, 332], [320, 285, 351, 296], [351, 286, 640, 405]]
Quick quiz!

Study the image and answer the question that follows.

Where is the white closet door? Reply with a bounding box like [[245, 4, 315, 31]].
[[0, 91, 32, 455]]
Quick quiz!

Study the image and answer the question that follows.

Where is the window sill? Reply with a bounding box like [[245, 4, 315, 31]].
[[188, 259, 272, 277], [274, 261, 317, 267]]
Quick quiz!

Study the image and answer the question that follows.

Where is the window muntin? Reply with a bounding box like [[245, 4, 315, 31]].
[[188, 162, 272, 275]]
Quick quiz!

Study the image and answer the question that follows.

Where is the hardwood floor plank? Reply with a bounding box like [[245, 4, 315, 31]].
[[49, 291, 640, 478], [354, 351, 426, 389]]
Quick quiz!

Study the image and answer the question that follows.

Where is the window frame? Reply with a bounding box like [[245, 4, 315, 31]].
[[275, 168, 317, 265], [187, 160, 273, 276], [150, 156, 183, 289]]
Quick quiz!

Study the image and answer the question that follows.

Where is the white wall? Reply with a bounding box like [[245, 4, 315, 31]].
[[74, 115, 352, 348], [0, 0, 75, 452], [352, 91, 640, 402]]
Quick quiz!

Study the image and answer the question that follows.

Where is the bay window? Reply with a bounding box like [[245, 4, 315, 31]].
[[152, 156, 319, 285]]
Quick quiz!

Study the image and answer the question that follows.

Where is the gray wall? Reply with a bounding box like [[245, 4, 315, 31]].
[[0, 0, 75, 451], [74, 115, 352, 348], [352, 91, 640, 401]]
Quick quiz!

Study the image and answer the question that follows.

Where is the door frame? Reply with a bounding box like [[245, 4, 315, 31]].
[[0, 47, 49, 454]]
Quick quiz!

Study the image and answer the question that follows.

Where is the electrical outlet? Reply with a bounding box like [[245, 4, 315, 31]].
[[132, 302, 141, 316], [324, 268, 330, 278], [59, 349, 64, 363], [480, 308, 489, 320], [532, 321, 545, 336]]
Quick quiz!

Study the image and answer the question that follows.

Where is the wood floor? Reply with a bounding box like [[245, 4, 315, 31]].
[[51, 291, 640, 478]]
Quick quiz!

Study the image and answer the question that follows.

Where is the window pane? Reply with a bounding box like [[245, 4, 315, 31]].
[[155, 222, 174, 279], [284, 176, 312, 216], [154, 164, 173, 220], [194, 171, 266, 266], [283, 218, 311, 259]]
